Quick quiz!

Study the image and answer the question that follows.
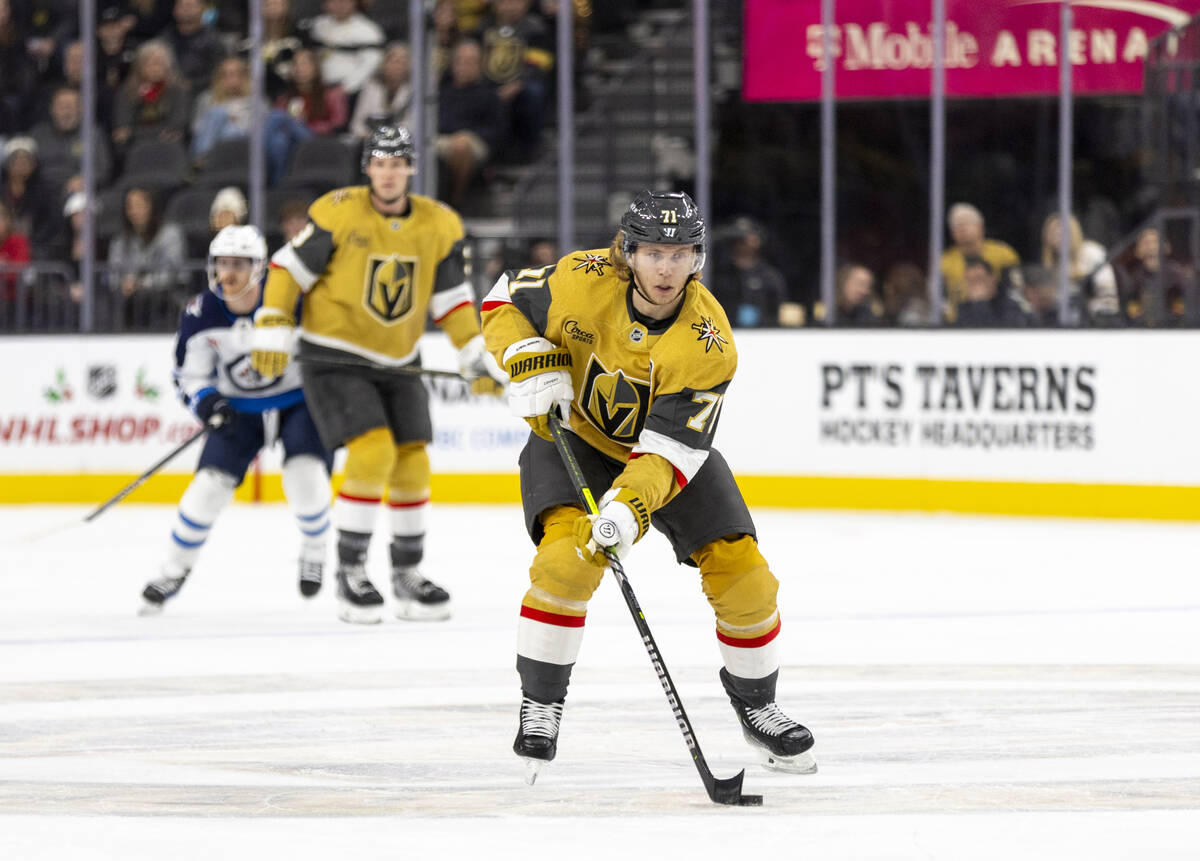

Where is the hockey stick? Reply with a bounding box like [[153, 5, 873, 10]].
[[296, 354, 471, 382], [10, 429, 206, 545], [83, 429, 206, 523], [546, 412, 762, 807]]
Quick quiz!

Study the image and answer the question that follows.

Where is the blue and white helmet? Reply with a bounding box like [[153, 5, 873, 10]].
[[207, 225, 267, 298]]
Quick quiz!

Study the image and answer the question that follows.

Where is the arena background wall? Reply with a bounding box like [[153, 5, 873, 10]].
[[1, 332, 1196, 520]]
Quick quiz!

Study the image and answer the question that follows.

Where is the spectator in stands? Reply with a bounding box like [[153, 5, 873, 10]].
[[436, 38, 505, 209], [940, 202, 1021, 321], [349, 42, 412, 140], [260, 0, 303, 101], [831, 263, 883, 326], [158, 0, 226, 94], [1019, 263, 1060, 328], [711, 216, 792, 328], [953, 256, 1031, 328], [431, 0, 463, 79], [97, 5, 135, 132], [1115, 227, 1191, 327], [0, 0, 35, 135], [60, 191, 109, 322], [0, 198, 30, 310], [22, 0, 76, 79], [30, 87, 114, 202], [191, 56, 262, 163], [277, 198, 309, 244], [476, 0, 554, 161], [880, 262, 930, 327], [308, 0, 385, 100], [1, 136, 60, 260], [275, 47, 349, 136], [1038, 212, 1120, 325], [31, 38, 84, 123], [111, 39, 192, 154], [108, 185, 187, 329], [209, 186, 247, 234], [124, 0, 175, 45], [527, 237, 557, 267]]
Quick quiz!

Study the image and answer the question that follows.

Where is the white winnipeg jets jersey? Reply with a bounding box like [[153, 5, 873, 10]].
[[173, 290, 305, 415]]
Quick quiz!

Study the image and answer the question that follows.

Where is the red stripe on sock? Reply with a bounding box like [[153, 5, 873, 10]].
[[520, 605, 586, 628], [386, 497, 429, 508], [716, 618, 781, 649], [337, 492, 382, 505]]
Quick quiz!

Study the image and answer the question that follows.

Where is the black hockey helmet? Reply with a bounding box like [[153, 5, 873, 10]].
[[619, 190, 706, 273], [361, 123, 416, 172]]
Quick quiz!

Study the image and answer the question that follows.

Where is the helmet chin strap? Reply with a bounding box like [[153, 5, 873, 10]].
[[221, 278, 257, 302]]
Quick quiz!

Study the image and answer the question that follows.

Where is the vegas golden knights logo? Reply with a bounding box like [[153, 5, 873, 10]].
[[581, 355, 651, 442], [364, 254, 418, 323]]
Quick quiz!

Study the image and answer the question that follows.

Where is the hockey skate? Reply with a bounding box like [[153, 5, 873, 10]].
[[721, 669, 817, 774], [391, 568, 451, 621], [298, 558, 323, 597], [139, 568, 190, 616], [336, 564, 384, 624], [513, 695, 564, 785]]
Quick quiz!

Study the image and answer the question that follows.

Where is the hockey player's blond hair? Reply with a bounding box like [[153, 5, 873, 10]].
[[608, 230, 632, 281]]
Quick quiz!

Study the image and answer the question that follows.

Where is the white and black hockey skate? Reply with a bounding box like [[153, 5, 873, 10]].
[[391, 569, 451, 621], [298, 558, 323, 598], [513, 695, 564, 785], [336, 564, 384, 624], [139, 568, 190, 616], [721, 670, 817, 774]]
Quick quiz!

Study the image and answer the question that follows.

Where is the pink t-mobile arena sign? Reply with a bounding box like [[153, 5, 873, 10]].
[[744, 0, 1200, 100]]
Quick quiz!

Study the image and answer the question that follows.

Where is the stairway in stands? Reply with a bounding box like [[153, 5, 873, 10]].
[[480, 7, 699, 247]]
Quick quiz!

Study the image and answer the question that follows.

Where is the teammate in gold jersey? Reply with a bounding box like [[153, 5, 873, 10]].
[[481, 190, 816, 780], [250, 125, 505, 625]]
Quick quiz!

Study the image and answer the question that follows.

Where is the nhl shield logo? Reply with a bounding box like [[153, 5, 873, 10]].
[[87, 364, 117, 399], [364, 254, 418, 324]]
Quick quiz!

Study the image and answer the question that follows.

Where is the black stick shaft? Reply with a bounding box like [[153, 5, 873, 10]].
[[546, 413, 757, 806], [83, 430, 206, 523], [296, 355, 470, 382]]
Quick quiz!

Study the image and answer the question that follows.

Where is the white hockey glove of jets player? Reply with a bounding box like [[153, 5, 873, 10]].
[[502, 336, 573, 441], [458, 334, 507, 397], [250, 307, 295, 378], [573, 487, 650, 568]]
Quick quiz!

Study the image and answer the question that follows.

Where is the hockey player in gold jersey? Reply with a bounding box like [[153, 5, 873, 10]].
[[251, 125, 505, 624], [481, 190, 816, 779]]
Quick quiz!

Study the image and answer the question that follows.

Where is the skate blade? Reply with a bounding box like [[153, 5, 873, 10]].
[[138, 600, 165, 617], [756, 746, 818, 775], [299, 580, 322, 598], [337, 601, 383, 625], [519, 756, 547, 786], [393, 599, 451, 622]]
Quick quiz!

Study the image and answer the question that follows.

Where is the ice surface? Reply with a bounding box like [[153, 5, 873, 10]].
[[1, 504, 1198, 860]]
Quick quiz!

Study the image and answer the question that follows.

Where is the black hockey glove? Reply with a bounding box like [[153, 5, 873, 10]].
[[195, 393, 236, 430]]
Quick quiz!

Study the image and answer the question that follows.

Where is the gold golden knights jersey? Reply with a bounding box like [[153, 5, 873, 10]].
[[268, 188, 476, 363], [481, 249, 737, 488]]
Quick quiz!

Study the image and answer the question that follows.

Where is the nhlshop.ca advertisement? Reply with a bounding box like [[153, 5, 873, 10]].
[[0, 335, 527, 476]]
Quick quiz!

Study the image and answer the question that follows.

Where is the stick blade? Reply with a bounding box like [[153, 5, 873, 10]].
[[707, 769, 762, 806]]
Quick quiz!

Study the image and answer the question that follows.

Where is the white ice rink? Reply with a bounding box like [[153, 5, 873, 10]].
[[1, 503, 1198, 860]]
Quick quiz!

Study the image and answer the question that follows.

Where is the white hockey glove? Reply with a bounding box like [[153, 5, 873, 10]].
[[572, 487, 650, 568], [503, 336, 573, 441], [458, 334, 506, 396]]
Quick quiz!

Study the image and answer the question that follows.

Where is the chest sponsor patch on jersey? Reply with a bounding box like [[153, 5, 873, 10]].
[[364, 254, 419, 323], [581, 355, 651, 442]]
